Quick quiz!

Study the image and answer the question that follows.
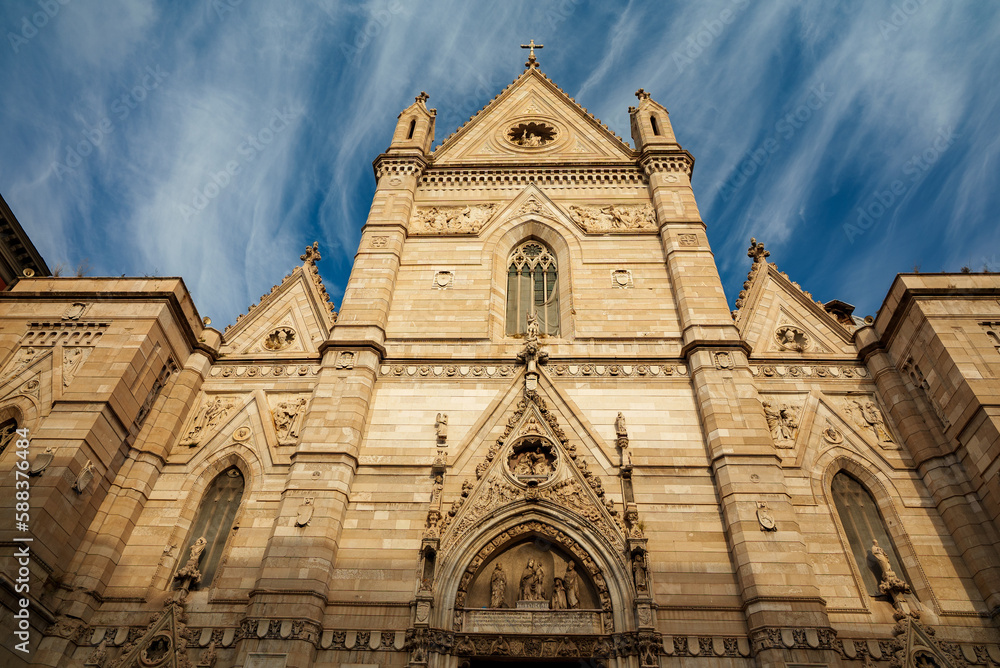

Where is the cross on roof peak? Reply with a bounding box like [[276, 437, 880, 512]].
[[521, 39, 543, 68]]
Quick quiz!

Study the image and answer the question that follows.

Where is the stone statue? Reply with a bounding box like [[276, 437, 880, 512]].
[[861, 401, 893, 443], [273, 398, 306, 442], [533, 560, 545, 601], [871, 539, 896, 582], [174, 536, 208, 588], [632, 552, 648, 592], [490, 563, 507, 608], [762, 400, 798, 447], [526, 311, 540, 340], [563, 561, 580, 609], [615, 412, 627, 439], [551, 577, 568, 609], [519, 559, 535, 600], [435, 413, 448, 440]]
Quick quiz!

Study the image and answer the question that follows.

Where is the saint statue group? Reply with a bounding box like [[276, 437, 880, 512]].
[[489, 559, 581, 609]]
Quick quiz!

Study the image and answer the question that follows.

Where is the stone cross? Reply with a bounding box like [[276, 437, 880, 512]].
[[521, 39, 543, 67]]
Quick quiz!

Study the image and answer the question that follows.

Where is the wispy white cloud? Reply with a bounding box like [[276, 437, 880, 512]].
[[0, 0, 998, 326]]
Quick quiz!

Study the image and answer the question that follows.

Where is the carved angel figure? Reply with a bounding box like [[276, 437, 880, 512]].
[[551, 577, 568, 609]]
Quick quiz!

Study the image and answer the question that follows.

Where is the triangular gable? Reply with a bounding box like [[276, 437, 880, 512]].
[[221, 246, 335, 357], [113, 601, 192, 668], [432, 67, 634, 165], [439, 380, 626, 556], [737, 263, 856, 358], [478, 184, 582, 238], [789, 391, 904, 470]]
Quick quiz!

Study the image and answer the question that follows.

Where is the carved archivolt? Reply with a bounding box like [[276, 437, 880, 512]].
[[411, 203, 498, 234], [452, 520, 614, 633], [568, 203, 656, 233]]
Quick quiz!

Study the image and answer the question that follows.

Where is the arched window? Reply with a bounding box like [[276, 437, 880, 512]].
[[407, 119, 416, 140], [506, 240, 559, 337], [0, 418, 17, 457], [650, 115, 660, 136], [175, 466, 245, 589], [832, 471, 909, 596]]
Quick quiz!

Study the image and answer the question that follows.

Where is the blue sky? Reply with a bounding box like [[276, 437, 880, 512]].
[[1, 0, 998, 328]]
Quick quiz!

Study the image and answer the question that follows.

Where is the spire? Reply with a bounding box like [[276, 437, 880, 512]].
[[521, 39, 543, 69]]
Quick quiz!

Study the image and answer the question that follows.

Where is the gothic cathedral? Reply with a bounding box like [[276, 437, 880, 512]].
[[3, 52, 1000, 668]]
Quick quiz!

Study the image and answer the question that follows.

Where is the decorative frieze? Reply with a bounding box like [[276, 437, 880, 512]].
[[410, 203, 498, 234], [209, 364, 321, 378], [380, 364, 517, 378], [750, 364, 868, 379], [551, 363, 686, 377], [21, 321, 108, 347], [418, 166, 647, 191], [568, 203, 656, 233]]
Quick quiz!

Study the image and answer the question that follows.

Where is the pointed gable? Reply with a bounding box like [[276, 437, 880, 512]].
[[221, 243, 336, 358], [734, 240, 856, 358], [432, 67, 634, 166]]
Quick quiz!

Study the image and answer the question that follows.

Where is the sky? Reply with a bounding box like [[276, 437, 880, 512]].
[[1, 0, 998, 328]]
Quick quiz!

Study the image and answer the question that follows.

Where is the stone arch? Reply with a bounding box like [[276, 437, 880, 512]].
[[151, 447, 260, 592], [481, 215, 581, 341], [817, 451, 937, 613], [0, 396, 41, 463], [435, 507, 634, 636]]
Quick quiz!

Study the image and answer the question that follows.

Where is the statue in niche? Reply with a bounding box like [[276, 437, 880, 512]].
[[775, 325, 810, 352], [273, 397, 307, 442], [563, 562, 580, 609], [632, 552, 648, 592], [551, 577, 568, 609], [263, 327, 295, 351], [519, 559, 536, 601], [762, 400, 799, 447], [532, 560, 545, 601], [490, 563, 507, 608]]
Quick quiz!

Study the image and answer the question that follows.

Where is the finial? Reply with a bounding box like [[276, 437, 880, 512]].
[[300, 241, 321, 264], [747, 237, 770, 264], [415, 91, 429, 105], [521, 39, 544, 68], [635, 88, 651, 101]]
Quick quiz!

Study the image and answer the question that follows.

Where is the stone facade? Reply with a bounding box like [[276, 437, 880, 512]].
[[1, 60, 1000, 668]]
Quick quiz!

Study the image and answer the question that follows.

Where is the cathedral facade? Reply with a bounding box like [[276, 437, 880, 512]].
[[2, 54, 1000, 668]]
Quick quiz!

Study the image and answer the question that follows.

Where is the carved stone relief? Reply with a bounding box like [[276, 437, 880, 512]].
[[507, 121, 557, 147], [1, 347, 40, 386], [756, 502, 777, 531], [336, 351, 355, 368], [611, 269, 633, 289], [262, 327, 295, 351], [182, 396, 240, 446], [62, 346, 91, 387], [271, 397, 307, 444], [775, 325, 810, 352], [370, 236, 389, 248], [433, 271, 454, 289], [843, 396, 895, 447], [62, 302, 87, 320], [568, 203, 656, 233], [411, 204, 498, 234], [507, 438, 557, 482], [73, 460, 95, 494], [294, 498, 314, 527], [678, 233, 698, 247], [761, 397, 801, 448]]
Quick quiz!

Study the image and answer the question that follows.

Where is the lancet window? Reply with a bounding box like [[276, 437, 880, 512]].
[[832, 471, 909, 596], [506, 240, 559, 336], [175, 466, 245, 589], [0, 418, 17, 457]]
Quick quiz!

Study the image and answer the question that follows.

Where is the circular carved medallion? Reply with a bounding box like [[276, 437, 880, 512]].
[[506, 437, 557, 484], [775, 325, 810, 352], [263, 327, 295, 351], [507, 121, 557, 148]]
